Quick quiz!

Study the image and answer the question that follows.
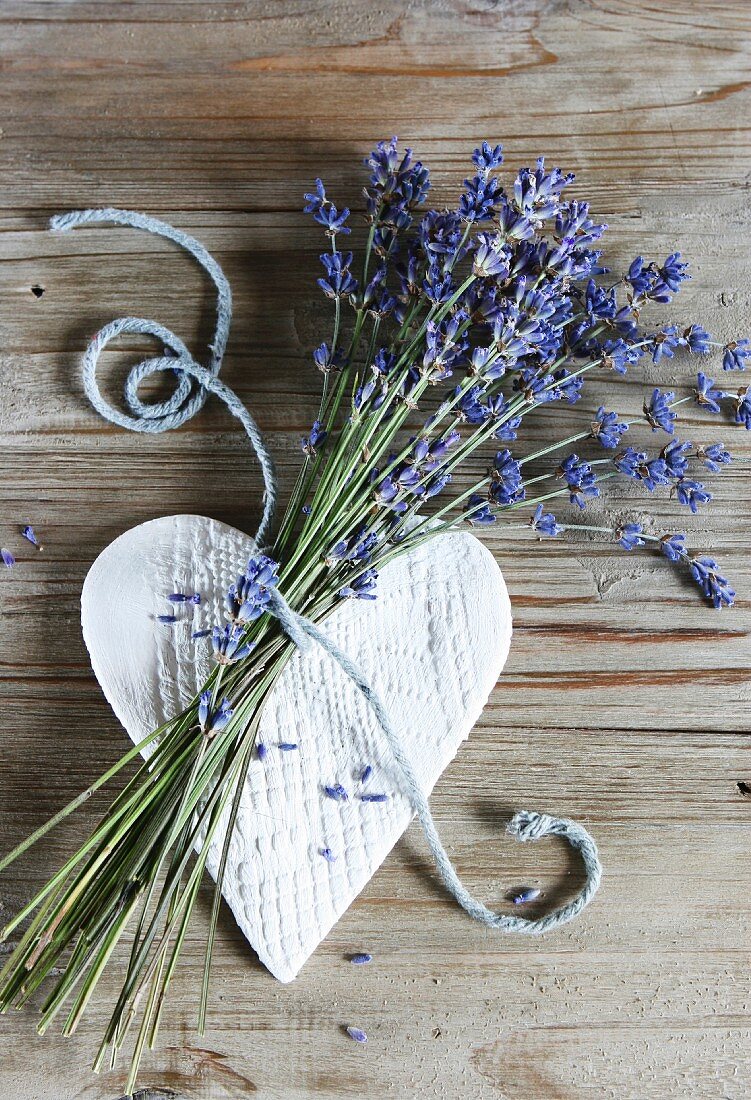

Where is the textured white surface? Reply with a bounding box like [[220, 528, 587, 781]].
[[81, 514, 512, 982]]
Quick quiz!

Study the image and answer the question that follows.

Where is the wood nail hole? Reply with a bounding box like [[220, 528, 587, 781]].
[[30, 285, 45, 298], [736, 781, 751, 799]]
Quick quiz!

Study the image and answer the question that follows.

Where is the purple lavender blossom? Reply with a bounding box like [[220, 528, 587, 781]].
[[558, 454, 599, 509], [614, 447, 669, 492], [695, 372, 725, 413], [591, 407, 629, 449], [675, 478, 712, 514], [660, 533, 687, 562], [644, 388, 676, 433], [697, 442, 731, 472], [226, 555, 279, 623], [198, 692, 233, 736], [661, 438, 692, 478], [324, 783, 349, 802], [530, 504, 563, 537], [689, 557, 735, 608], [722, 339, 751, 371], [616, 524, 645, 551], [338, 568, 378, 600], [2, 548, 15, 569], [21, 525, 41, 549], [212, 624, 255, 664]]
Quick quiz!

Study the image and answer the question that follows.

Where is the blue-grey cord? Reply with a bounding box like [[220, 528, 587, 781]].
[[52, 208, 602, 934], [49, 208, 275, 547]]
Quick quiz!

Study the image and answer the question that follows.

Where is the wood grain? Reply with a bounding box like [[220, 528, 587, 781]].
[[0, 1, 749, 1097]]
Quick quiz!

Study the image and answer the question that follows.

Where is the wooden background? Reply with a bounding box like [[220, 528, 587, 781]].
[[1, 1, 749, 1097]]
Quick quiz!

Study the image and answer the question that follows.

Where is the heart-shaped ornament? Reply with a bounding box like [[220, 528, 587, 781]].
[[81, 514, 512, 982]]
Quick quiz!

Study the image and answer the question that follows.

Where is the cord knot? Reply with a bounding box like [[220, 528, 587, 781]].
[[507, 810, 556, 842]]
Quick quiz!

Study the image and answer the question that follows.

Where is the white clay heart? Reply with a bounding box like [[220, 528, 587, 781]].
[[81, 514, 512, 982]]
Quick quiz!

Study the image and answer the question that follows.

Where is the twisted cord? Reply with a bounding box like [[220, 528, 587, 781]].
[[54, 208, 602, 933], [49, 208, 276, 547], [267, 588, 602, 933]]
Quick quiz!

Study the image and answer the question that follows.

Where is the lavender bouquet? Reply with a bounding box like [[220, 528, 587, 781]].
[[0, 138, 747, 1093]]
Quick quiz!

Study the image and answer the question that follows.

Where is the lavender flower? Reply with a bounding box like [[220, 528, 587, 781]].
[[350, 953, 373, 965], [198, 692, 233, 737], [226, 555, 279, 623], [675, 478, 712, 514], [616, 523, 645, 550], [489, 450, 525, 506], [345, 1026, 368, 1044], [156, 614, 177, 624], [683, 324, 711, 355], [697, 442, 731, 472], [614, 447, 668, 492], [660, 533, 687, 562], [21, 525, 42, 549], [302, 419, 327, 456], [722, 339, 751, 371], [320, 847, 337, 862], [257, 742, 268, 762], [314, 204, 351, 237], [644, 388, 676, 433], [2, 548, 15, 569], [338, 569, 378, 600], [212, 624, 255, 664], [360, 765, 373, 784], [509, 887, 541, 905], [695, 372, 724, 414], [591, 406, 628, 449], [465, 495, 496, 526], [558, 453, 599, 509], [661, 438, 691, 478], [324, 783, 349, 802], [191, 628, 211, 639], [318, 252, 357, 299], [689, 557, 735, 608], [530, 504, 563, 537], [359, 793, 389, 803], [733, 386, 751, 429]]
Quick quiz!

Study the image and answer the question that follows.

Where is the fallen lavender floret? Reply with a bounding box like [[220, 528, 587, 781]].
[[21, 525, 42, 550], [324, 783, 349, 802], [345, 1026, 368, 1044], [509, 887, 542, 905]]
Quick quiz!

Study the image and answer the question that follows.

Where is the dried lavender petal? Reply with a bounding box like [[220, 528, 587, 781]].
[[156, 614, 177, 624], [191, 628, 211, 638], [190, 593, 202, 604], [345, 1026, 368, 1044], [360, 765, 373, 784], [350, 953, 372, 965], [359, 793, 388, 803], [257, 743, 268, 762], [278, 742, 298, 751], [21, 525, 41, 549], [324, 783, 349, 802], [320, 847, 337, 862], [509, 886, 541, 905], [167, 593, 189, 603], [1, 548, 15, 569]]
